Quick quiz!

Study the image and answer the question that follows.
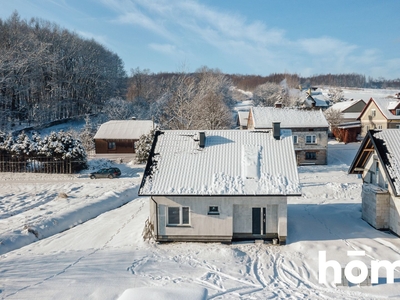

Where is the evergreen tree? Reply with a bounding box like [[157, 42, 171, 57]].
[[135, 128, 156, 164]]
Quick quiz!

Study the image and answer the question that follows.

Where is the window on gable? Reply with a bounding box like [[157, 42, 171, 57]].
[[305, 135, 316, 144], [305, 152, 316, 160], [108, 141, 116, 150], [168, 206, 190, 225], [396, 109, 400, 116], [371, 109, 376, 117]]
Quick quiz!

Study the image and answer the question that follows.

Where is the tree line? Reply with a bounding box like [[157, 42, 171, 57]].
[[0, 12, 126, 132], [2, 12, 400, 135], [229, 73, 400, 91]]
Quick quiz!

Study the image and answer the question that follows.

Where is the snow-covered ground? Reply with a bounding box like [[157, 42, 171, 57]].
[[1, 141, 400, 299]]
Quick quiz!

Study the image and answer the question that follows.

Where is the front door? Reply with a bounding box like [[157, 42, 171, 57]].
[[252, 207, 261, 234]]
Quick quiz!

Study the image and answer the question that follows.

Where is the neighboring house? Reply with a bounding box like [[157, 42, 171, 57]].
[[236, 111, 249, 129], [357, 97, 400, 137], [247, 107, 329, 165], [326, 99, 366, 143], [349, 129, 400, 236], [94, 120, 154, 155], [299, 88, 330, 110], [138, 129, 301, 244]]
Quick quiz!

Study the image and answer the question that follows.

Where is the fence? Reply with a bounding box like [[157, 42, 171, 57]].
[[0, 156, 85, 174]]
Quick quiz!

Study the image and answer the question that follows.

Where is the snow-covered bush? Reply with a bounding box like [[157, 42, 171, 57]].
[[0, 130, 87, 172], [135, 129, 156, 164]]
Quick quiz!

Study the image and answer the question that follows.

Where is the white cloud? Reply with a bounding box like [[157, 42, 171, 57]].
[[99, 0, 397, 77], [77, 31, 108, 46], [149, 43, 185, 57]]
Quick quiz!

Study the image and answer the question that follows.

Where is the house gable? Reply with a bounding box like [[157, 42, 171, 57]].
[[349, 129, 400, 197]]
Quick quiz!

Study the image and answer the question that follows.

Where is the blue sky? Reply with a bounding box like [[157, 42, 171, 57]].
[[1, 0, 400, 78]]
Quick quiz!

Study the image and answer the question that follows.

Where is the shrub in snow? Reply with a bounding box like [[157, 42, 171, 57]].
[[10, 132, 33, 158], [58, 192, 68, 199], [0, 130, 87, 172], [135, 128, 156, 164], [79, 115, 96, 153]]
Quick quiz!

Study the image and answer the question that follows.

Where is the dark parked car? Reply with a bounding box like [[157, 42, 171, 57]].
[[89, 167, 121, 179]]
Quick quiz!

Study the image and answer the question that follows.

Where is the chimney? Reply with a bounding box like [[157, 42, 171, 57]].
[[272, 122, 280, 140], [199, 132, 205, 148]]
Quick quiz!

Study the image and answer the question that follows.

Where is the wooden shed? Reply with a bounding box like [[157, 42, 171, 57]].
[[94, 120, 153, 154]]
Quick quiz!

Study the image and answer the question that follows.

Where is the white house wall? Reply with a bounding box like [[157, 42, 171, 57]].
[[152, 196, 287, 243]]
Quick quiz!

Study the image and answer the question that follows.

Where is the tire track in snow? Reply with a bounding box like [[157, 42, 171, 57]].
[[3, 199, 145, 299]]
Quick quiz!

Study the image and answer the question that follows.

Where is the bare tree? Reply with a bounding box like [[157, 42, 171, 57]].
[[324, 108, 344, 140], [253, 82, 285, 107], [328, 87, 344, 104], [0, 12, 126, 131]]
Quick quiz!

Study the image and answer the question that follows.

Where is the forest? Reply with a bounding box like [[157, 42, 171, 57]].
[[1, 12, 400, 133], [0, 12, 126, 131]]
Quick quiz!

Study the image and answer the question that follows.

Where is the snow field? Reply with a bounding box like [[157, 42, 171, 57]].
[[0, 142, 400, 299]]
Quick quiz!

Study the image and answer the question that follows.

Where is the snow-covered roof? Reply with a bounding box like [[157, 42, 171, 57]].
[[367, 98, 400, 120], [251, 107, 329, 129], [139, 130, 300, 196], [342, 112, 361, 120], [94, 120, 154, 140], [311, 95, 330, 107], [237, 111, 249, 126], [329, 99, 365, 112], [374, 130, 400, 195]]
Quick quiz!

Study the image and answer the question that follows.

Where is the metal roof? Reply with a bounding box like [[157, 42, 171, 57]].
[[251, 107, 329, 129], [358, 98, 400, 120], [139, 130, 301, 196], [93, 120, 154, 140]]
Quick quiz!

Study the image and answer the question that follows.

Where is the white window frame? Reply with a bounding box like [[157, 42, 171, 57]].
[[371, 109, 376, 117], [167, 206, 190, 226], [396, 109, 400, 116], [293, 135, 298, 144], [396, 124, 400, 129], [305, 135, 316, 144], [377, 125, 382, 129]]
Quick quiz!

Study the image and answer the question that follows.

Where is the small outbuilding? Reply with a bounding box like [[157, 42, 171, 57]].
[[94, 120, 153, 155], [139, 129, 301, 244]]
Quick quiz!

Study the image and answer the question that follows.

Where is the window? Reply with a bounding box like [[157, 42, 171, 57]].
[[208, 206, 219, 215], [371, 109, 376, 117], [396, 109, 400, 116], [305, 152, 316, 160], [377, 125, 382, 129], [108, 141, 116, 150], [396, 125, 400, 129], [305, 135, 316, 144], [168, 207, 190, 225], [293, 135, 298, 144], [375, 162, 380, 186]]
